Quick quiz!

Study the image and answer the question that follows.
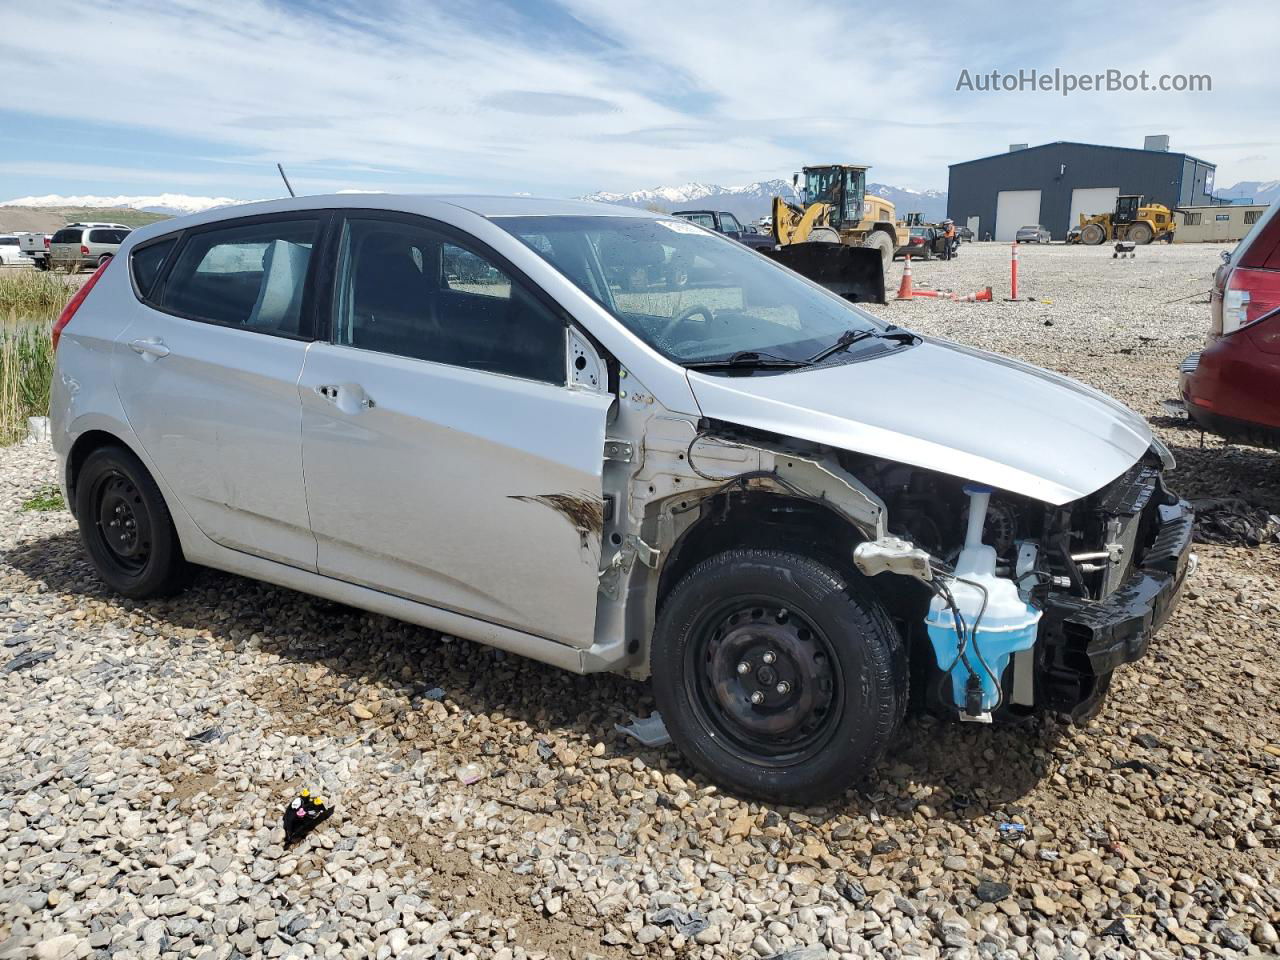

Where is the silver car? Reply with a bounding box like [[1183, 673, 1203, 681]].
[[1015, 224, 1051, 243], [50, 195, 1193, 802], [49, 223, 132, 271]]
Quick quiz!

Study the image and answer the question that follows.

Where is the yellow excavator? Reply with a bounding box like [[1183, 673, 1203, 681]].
[[760, 164, 904, 304], [1072, 195, 1177, 245]]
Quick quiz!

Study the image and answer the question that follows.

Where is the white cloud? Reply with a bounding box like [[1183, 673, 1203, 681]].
[[1, 0, 1276, 196]]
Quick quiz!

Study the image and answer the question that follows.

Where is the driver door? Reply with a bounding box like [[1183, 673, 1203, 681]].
[[298, 213, 613, 648]]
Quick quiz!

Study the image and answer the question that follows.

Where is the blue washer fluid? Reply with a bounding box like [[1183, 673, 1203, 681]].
[[925, 485, 1042, 716]]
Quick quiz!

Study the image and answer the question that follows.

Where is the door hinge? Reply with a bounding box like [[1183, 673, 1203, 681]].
[[604, 439, 633, 462], [598, 534, 659, 599]]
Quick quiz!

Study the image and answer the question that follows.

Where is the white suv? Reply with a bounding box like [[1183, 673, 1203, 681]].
[[49, 195, 1193, 802], [49, 223, 132, 271]]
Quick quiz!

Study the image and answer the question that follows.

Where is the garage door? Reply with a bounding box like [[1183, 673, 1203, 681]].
[[994, 190, 1042, 242], [1069, 187, 1120, 234]]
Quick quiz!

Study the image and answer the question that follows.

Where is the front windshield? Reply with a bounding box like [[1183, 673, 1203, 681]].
[[495, 215, 884, 365]]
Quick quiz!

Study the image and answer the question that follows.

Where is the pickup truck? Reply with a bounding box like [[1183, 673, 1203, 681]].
[[17, 232, 52, 270], [673, 210, 775, 251]]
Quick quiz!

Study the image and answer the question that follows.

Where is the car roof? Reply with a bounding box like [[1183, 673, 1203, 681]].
[[123, 194, 661, 245]]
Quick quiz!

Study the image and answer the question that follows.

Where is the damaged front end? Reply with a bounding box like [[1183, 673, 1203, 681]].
[[850, 450, 1195, 722]]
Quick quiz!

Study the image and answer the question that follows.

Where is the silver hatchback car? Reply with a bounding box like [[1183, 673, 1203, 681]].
[[50, 195, 1193, 802]]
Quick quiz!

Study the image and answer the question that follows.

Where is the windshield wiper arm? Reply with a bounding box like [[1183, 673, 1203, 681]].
[[806, 326, 918, 364], [684, 350, 809, 371], [805, 328, 879, 364]]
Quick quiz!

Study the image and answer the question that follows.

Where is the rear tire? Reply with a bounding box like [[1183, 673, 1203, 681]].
[[97, 254, 113, 268], [75, 445, 190, 599], [652, 549, 907, 803], [861, 231, 894, 273]]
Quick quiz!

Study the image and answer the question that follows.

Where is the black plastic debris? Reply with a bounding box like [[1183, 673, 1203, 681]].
[[1102, 918, 1134, 946], [3, 649, 52, 673], [3, 634, 31, 648], [186, 727, 224, 744], [1134, 733, 1163, 750], [614, 713, 671, 748], [650, 907, 709, 937], [1191, 497, 1280, 547], [283, 789, 333, 845]]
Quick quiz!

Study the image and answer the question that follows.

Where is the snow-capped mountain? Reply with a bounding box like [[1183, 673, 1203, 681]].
[[1, 194, 247, 216], [581, 179, 948, 222], [1217, 181, 1280, 206]]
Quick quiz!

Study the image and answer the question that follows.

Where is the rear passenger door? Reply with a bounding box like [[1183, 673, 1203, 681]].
[[298, 212, 612, 648], [113, 214, 324, 570]]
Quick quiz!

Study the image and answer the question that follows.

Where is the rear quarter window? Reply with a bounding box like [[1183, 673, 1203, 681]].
[[131, 237, 179, 301], [51, 229, 83, 244]]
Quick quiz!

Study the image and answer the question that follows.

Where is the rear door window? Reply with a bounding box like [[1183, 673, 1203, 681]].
[[683, 214, 716, 230], [161, 218, 320, 336]]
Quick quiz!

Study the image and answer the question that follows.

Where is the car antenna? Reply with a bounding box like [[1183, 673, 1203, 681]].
[[277, 163, 296, 198]]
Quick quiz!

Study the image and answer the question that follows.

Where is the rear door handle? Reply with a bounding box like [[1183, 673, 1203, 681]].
[[129, 337, 170, 360]]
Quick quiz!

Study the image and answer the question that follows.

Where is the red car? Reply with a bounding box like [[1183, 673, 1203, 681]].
[[1180, 203, 1280, 448]]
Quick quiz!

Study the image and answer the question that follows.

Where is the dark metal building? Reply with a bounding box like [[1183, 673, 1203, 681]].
[[947, 140, 1217, 241]]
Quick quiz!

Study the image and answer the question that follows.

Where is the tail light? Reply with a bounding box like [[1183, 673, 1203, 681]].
[[1223, 266, 1280, 334], [80, 244, 90, 256], [52, 258, 111, 351], [43, 236, 50, 248]]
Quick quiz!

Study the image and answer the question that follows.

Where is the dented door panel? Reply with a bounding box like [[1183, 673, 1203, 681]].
[[299, 343, 612, 648]]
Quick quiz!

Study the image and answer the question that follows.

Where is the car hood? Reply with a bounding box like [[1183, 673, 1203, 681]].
[[687, 338, 1155, 505]]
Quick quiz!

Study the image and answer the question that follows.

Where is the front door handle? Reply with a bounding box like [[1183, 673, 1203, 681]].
[[129, 337, 170, 360], [317, 384, 375, 411]]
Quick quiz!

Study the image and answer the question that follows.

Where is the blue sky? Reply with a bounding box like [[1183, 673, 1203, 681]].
[[2, 0, 1276, 202]]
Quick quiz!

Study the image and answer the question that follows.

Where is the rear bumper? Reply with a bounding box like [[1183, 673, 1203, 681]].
[[1184, 396, 1280, 450], [1180, 332, 1280, 446]]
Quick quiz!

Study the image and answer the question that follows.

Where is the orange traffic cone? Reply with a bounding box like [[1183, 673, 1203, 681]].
[[895, 256, 914, 300], [951, 286, 994, 302]]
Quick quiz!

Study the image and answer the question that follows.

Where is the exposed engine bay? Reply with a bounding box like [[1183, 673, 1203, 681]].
[[843, 450, 1193, 721], [606, 409, 1194, 726]]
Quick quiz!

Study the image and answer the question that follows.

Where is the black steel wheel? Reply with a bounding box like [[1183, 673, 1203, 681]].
[[653, 549, 907, 803], [687, 599, 841, 766], [75, 444, 189, 598], [92, 471, 152, 574]]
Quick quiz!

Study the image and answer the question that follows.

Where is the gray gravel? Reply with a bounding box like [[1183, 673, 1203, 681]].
[[2, 240, 1278, 959]]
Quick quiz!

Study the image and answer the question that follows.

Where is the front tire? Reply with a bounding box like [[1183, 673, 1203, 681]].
[[652, 549, 907, 803], [1127, 222, 1153, 244], [860, 231, 894, 273], [75, 445, 190, 598], [1080, 223, 1106, 245]]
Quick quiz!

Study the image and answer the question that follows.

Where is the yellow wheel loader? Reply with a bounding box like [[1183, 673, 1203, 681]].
[[1074, 195, 1177, 246], [761, 164, 905, 305]]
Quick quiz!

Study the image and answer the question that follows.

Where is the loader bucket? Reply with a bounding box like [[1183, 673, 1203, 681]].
[[763, 242, 887, 304]]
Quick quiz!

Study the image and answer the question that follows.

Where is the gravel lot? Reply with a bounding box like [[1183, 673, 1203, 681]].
[[2, 241, 1277, 960]]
